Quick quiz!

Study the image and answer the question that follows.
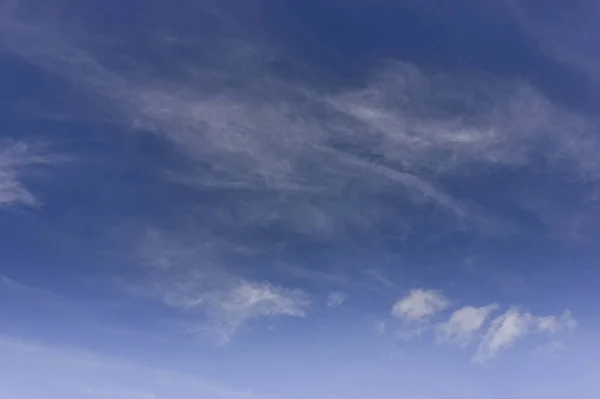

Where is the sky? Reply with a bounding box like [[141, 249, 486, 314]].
[[1, 0, 600, 398]]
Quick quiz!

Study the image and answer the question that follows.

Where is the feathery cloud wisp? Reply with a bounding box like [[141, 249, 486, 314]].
[[0, 140, 57, 208], [134, 228, 310, 343], [3, 3, 600, 246], [205, 281, 310, 344]]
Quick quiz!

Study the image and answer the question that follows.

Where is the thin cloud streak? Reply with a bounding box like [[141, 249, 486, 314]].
[[0, 140, 59, 207]]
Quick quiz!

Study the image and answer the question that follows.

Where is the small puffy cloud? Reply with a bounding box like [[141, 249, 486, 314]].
[[436, 304, 498, 347], [326, 291, 346, 308], [391, 289, 450, 322], [473, 308, 577, 363]]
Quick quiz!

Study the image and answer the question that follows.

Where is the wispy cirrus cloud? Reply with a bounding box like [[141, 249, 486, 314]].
[[133, 228, 310, 343], [0, 140, 58, 207], [3, 0, 600, 248], [0, 13, 596, 399], [200, 281, 309, 344]]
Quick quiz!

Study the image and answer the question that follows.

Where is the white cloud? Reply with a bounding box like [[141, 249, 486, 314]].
[[147, 272, 310, 344], [387, 290, 576, 356], [326, 291, 346, 308], [0, 141, 57, 207], [436, 304, 498, 347], [2, 0, 600, 254], [5, 4, 595, 240], [391, 289, 450, 322], [473, 308, 577, 362], [207, 281, 310, 343], [132, 228, 310, 343]]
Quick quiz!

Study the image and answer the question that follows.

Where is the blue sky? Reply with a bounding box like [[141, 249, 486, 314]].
[[1, 0, 600, 398]]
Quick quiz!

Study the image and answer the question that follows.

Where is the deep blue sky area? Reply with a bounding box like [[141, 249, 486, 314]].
[[1, 1, 600, 398]]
